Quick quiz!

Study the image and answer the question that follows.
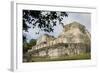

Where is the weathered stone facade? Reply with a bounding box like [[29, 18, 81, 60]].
[[25, 22, 91, 60], [28, 42, 90, 59]]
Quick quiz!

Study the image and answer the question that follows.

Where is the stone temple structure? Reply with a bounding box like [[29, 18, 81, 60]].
[[24, 22, 91, 61]]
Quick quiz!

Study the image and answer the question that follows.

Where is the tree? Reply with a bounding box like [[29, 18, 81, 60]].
[[23, 39, 37, 54], [23, 10, 68, 32], [28, 39, 37, 47], [23, 10, 68, 42]]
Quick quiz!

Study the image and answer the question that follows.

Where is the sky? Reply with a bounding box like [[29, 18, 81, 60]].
[[23, 12, 91, 42], [63, 12, 91, 32]]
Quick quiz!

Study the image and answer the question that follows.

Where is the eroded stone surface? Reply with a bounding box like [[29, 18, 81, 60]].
[[24, 22, 91, 61]]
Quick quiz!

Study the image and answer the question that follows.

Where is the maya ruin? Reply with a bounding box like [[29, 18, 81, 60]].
[[23, 22, 91, 62]]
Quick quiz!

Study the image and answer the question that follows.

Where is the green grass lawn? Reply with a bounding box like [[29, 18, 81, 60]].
[[28, 53, 91, 62]]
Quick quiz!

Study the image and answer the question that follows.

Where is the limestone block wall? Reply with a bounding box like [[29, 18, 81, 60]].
[[29, 43, 89, 58], [48, 48, 59, 57], [39, 50, 46, 56]]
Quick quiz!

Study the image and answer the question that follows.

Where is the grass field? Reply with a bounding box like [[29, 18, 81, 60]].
[[27, 53, 91, 62]]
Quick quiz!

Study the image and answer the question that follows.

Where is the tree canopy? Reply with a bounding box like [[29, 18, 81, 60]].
[[23, 10, 68, 32], [23, 10, 68, 42], [23, 39, 37, 53]]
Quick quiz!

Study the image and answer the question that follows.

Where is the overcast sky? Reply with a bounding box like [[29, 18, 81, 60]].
[[23, 12, 91, 42], [63, 12, 91, 32]]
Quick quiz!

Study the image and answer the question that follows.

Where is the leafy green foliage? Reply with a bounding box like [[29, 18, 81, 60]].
[[23, 39, 37, 54], [23, 10, 68, 32]]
